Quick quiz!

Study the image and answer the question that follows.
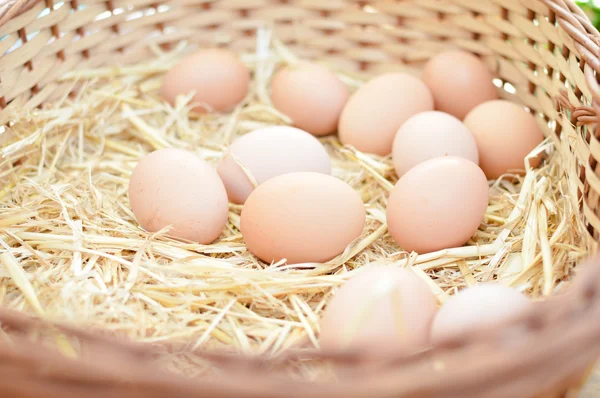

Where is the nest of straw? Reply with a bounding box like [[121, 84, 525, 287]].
[[0, 31, 594, 377]]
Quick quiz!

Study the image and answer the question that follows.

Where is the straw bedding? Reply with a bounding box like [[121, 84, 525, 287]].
[[0, 31, 595, 377]]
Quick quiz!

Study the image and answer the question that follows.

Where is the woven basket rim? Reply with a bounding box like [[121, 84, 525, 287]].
[[1, 0, 600, 397]]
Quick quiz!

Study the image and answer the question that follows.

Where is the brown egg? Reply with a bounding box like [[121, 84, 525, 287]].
[[392, 111, 479, 177], [160, 48, 250, 113], [431, 284, 532, 345], [217, 126, 332, 204], [271, 62, 350, 136], [241, 172, 365, 264], [128, 148, 229, 244], [422, 51, 498, 119], [387, 157, 489, 254], [320, 266, 438, 357], [338, 73, 434, 156], [463, 100, 545, 179]]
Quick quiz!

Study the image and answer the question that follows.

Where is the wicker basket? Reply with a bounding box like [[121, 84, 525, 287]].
[[2, 0, 600, 397]]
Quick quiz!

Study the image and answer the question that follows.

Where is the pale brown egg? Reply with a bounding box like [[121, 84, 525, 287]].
[[271, 62, 350, 136], [392, 111, 479, 177], [217, 126, 332, 204], [240, 172, 365, 264], [128, 148, 229, 244], [463, 100, 545, 179], [160, 48, 250, 113], [422, 51, 499, 119], [431, 283, 532, 345], [387, 156, 489, 254], [338, 73, 434, 156], [320, 267, 438, 357]]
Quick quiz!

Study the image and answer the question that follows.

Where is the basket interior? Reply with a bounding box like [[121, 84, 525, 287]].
[[1, 0, 600, 396], [2, 1, 599, 202]]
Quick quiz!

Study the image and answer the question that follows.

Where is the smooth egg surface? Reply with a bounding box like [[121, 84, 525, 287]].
[[240, 172, 365, 264], [464, 100, 544, 179], [320, 267, 438, 356], [387, 156, 489, 254], [422, 51, 499, 120], [392, 111, 479, 177], [271, 62, 350, 136], [338, 73, 434, 156], [160, 48, 250, 113], [217, 126, 332, 204], [128, 148, 229, 244], [431, 283, 532, 345]]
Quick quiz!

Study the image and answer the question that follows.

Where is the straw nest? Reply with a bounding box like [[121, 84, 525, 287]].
[[0, 30, 595, 377]]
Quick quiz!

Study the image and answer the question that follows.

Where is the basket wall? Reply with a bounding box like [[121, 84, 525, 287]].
[[1, 0, 600, 397]]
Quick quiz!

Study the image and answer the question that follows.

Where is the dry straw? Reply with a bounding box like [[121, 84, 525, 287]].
[[0, 25, 593, 370], [2, 0, 600, 395]]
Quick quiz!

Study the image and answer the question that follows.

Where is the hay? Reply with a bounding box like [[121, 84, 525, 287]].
[[0, 30, 594, 376]]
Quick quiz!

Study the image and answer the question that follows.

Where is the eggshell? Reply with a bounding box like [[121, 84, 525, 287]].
[[338, 73, 434, 156], [431, 283, 532, 345], [387, 156, 489, 254], [463, 100, 544, 179], [392, 111, 479, 177], [271, 62, 350, 136], [128, 148, 228, 243], [422, 51, 499, 119], [241, 172, 365, 264], [320, 267, 438, 356], [217, 126, 332, 204], [160, 48, 250, 113]]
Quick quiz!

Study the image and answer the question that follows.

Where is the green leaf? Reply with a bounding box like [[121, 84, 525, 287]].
[[577, 1, 600, 28]]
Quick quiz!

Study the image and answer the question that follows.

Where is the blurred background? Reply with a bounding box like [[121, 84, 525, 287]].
[[578, 0, 600, 28]]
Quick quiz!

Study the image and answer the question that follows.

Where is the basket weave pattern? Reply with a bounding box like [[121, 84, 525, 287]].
[[2, 0, 600, 397]]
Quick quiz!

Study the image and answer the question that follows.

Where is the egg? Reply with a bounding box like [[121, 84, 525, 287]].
[[338, 73, 434, 156], [128, 148, 228, 244], [320, 267, 438, 356], [392, 111, 479, 177], [463, 100, 545, 179], [271, 62, 350, 136], [431, 283, 532, 345], [387, 156, 489, 254], [217, 126, 332, 204], [241, 172, 365, 264], [160, 48, 250, 113], [421, 50, 499, 119]]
